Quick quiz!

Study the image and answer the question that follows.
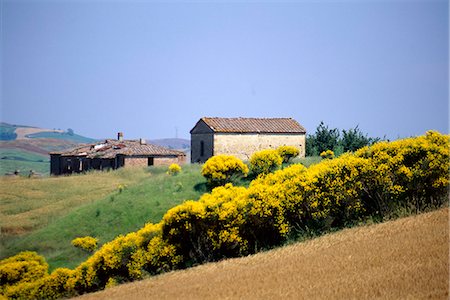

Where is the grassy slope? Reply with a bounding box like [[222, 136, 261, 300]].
[[0, 148, 49, 175], [24, 131, 97, 143], [0, 123, 17, 141], [0, 122, 98, 175], [0, 165, 206, 270], [77, 208, 449, 300]]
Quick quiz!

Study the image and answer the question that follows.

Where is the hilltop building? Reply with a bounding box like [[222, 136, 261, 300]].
[[50, 133, 186, 175], [190, 117, 306, 163]]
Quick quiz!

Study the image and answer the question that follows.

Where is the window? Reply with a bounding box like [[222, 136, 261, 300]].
[[148, 157, 154, 166], [200, 141, 205, 157]]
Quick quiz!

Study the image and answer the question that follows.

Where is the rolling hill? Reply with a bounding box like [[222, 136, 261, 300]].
[[0, 123, 97, 175]]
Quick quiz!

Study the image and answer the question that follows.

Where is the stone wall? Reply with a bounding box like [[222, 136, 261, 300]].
[[124, 157, 148, 168], [213, 133, 306, 161], [191, 133, 214, 163], [124, 156, 186, 167], [154, 156, 185, 166]]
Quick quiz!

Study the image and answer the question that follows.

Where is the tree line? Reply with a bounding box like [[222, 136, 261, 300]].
[[306, 121, 383, 156]]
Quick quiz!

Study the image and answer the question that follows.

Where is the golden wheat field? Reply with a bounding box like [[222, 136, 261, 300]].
[[76, 207, 449, 300]]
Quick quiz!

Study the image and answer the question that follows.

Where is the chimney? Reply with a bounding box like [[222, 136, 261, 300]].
[[118, 132, 124, 141], [140, 138, 146, 145]]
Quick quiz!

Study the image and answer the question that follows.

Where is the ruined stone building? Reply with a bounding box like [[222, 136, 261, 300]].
[[190, 117, 306, 163], [50, 133, 186, 175]]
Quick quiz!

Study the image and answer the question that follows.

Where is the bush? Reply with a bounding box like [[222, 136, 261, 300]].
[[355, 130, 449, 216], [0, 251, 49, 296], [72, 237, 99, 252], [167, 164, 181, 176], [4, 268, 76, 300], [277, 146, 300, 163], [201, 155, 249, 187], [320, 150, 335, 159], [249, 149, 283, 175], [162, 184, 249, 264]]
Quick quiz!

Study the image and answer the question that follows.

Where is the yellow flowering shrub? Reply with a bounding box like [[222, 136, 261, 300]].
[[162, 184, 249, 263], [320, 149, 335, 159], [301, 155, 367, 227], [167, 164, 181, 176], [128, 236, 182, 278], [244, 182, 290, 247], [277, 145, 300, 163], [72, 236, 98, 252], [67, 223, 166, 294], [249, 149, 283, 175], [355, 130, 450, 215], [3, 267, 76, 299], [201, 155, 249, 186], [117, 184, 127, 193], [0, 251, 48, 295]]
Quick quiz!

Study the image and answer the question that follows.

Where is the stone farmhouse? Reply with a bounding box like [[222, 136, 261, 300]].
[[50, 133, 186, 175], [190, 117, 306, 163]]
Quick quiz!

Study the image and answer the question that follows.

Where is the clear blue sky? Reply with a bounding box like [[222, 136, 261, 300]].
[[1, 0, 448, 140]]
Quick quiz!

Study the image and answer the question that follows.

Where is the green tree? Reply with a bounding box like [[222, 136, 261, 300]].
[[306, 122, 382, 156], [67, 128, 74, 136], [306, 121, 340, 156], [341, 126, 378, 152]]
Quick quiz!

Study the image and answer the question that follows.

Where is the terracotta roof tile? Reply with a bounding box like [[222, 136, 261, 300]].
[[50, 140, 185, 159], [200, 117, 306, 134]]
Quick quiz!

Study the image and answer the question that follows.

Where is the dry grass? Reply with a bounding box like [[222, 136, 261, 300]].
[[77, 208, 449, 300], [14, 127, 64, 140], [0, 168, 147, 236]]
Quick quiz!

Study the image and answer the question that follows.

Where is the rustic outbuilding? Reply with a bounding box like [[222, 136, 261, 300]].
[[190, 117, 306, 163], [50, 133, 186, 175]]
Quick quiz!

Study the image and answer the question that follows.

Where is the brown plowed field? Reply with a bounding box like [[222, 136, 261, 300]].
[[0, 139, 79, 155], [77, 208, 449, 300]]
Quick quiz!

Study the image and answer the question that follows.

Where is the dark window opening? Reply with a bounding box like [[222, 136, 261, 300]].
[[148, 157, 154, 166], [200, 141, 205, 156]]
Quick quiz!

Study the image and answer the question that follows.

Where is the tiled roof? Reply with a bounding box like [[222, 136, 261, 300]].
[[50, 140, 185, 159], [199, 117, 306, 134]]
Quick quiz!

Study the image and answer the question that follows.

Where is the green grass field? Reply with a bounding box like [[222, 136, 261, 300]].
[[25, 131, 98, 144], [0, 148, 49, 175], [0, 123, 17, 141]]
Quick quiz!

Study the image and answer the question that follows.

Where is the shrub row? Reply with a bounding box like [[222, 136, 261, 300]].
[[201, 145, 300, 187], [1, 131, 448, 299]]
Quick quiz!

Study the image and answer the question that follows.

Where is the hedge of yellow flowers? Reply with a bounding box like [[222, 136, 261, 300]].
[[1, 131, 448, 299]]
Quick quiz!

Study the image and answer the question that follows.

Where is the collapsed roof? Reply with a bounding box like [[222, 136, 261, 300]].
[[50, 139, 185, 159]]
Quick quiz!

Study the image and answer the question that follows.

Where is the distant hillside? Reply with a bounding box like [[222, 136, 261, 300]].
[[0, 122, 19, 141], [149, 138, 190, 150], [0, 123, 98, 175], [1, 122, 97, 144]]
